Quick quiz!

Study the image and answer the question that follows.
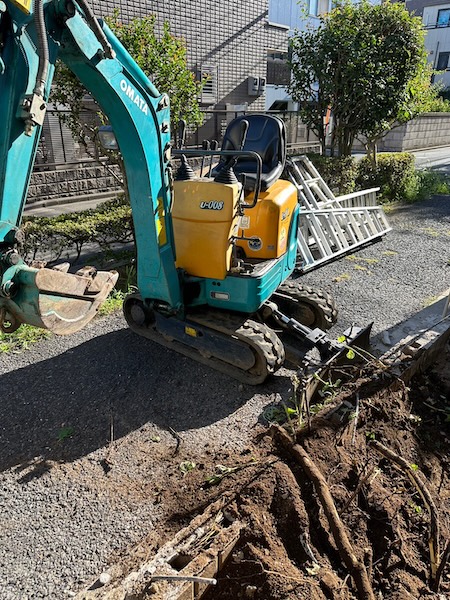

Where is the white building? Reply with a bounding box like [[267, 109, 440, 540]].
[[421, 3, 450, 88], [266, 0, 333, 110]]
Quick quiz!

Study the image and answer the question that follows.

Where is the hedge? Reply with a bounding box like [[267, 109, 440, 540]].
[[21, 195, 133, 263], [307, 154, 358, 195], [356, 152, 419, 202], [306, 152, 444, 203]]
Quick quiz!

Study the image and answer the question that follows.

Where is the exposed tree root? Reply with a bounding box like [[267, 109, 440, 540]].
[[434, 539, 450, 592], [369, 439, 441, 588], [272, 424, 376, 600]]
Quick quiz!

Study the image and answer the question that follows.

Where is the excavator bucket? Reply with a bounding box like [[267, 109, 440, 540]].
[[0, 262, 118, 335]]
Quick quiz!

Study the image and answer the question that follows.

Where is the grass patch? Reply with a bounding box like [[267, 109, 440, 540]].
[[58, 426, 74, 442], [422, 295, 441, 308], [333, 272, 351, 283], [360, 257, 379, 265], [98, 288, 126, 316], [0, 324, 51, 353], [345, 255, 379, 265], [380, 202, 398, 214], [415, 170, 450, 202], [1, 278, 132, 354], [421, 227, 440, 238]]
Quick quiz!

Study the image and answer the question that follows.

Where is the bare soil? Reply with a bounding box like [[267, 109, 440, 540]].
[[94, 343, 450, 600]]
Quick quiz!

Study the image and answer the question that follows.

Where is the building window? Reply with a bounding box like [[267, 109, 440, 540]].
[[267, 50, 290, 86], [309, 0, 330, 17], [437, 52, 450, 70], [437, 8, 450, 27], [199, 65, 218, 105]]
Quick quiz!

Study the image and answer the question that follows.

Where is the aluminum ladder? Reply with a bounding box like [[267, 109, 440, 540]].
[[286, 156, 391, 273]]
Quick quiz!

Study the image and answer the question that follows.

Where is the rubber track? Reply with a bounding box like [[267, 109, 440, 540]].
[[124, 296, 285, 385], [273, 280, 338, 330], [191, 311, 285, 382]]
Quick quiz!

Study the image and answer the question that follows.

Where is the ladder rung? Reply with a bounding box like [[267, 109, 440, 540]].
[[293, 155, 390, 270]]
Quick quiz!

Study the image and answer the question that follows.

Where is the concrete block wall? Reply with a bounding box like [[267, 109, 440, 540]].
[[379, 114, 450, 151], [352, 113, 450, 152], [28, 164, 122, 203]]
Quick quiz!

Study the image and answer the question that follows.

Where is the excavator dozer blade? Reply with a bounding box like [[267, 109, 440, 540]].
[[300, 323, 374, 403], [333, 322, 373, 365], [0, 263, 118, 335]]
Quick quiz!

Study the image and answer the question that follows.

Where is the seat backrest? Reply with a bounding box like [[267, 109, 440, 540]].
[[219, 114, 286, 191]]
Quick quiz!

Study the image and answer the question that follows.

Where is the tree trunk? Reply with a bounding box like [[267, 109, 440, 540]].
[[365, 141, 378, 168]]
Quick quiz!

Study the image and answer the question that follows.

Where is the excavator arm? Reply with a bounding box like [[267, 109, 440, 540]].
[[0, 0, 181, 334]]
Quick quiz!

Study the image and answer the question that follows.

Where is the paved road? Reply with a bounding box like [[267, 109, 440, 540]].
[[413, 145, 450, 173]]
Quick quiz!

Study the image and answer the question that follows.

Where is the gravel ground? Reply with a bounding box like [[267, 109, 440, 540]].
[[0, 195, 449, 598], [302, 195, 450, 336]]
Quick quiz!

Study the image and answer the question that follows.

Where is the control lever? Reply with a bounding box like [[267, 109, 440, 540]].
[[239, 119, 249, 150], [175, 119, 195, 181], [178, 119, 187, 149], [200, 140, 210, 177], [207, 140, 218, 177]]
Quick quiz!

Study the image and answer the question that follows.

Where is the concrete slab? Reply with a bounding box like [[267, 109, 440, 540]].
[[373, 291, 450, 382]]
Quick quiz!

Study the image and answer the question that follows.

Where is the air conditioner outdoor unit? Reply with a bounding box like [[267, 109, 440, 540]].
[[248, 76, 260, 96]]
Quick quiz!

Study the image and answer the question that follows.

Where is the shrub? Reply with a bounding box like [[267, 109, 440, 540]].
[[307, 154, 358, 195], [356, 152, 419, 202], [415, 169, 450, 200], [21, 195, 133, 262], [426, 97, 450, 112]]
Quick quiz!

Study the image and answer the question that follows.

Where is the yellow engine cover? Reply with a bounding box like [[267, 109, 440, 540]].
[[172, 179, 241, 280], [10, 0, 32, 13], [237, 179, 298, 259]]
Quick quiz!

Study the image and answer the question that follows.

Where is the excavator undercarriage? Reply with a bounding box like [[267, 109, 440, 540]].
[[123, 285, 372, 386]]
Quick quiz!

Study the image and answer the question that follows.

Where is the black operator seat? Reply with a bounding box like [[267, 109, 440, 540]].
[[214, 114, 287, 192]]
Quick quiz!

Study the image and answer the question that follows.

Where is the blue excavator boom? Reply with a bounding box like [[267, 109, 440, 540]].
[[0, 0, 180, 333]]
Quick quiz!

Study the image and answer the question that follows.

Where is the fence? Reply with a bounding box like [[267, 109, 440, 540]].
[[33, 109, 318, 172], [28, 109, 319, 203], [34, 108, 102, 170], [188, 110, 318, 149]]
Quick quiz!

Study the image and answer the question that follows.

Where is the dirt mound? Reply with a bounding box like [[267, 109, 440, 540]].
[[191, 356, 449, 599], [79, 345, 450, 600]]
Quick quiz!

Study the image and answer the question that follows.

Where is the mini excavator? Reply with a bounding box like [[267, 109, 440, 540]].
[[0, 0, 371, 384]]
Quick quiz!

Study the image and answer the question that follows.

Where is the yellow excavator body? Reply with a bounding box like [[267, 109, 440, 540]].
[[237, 179, 298, 259], [172, 179, 241, 280]]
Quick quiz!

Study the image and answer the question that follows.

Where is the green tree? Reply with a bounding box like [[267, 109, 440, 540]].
[[289, 0, 430, 160], [362, 58, 443, 164], [51, 11, 203, 156], [108, 12, 203, 135]]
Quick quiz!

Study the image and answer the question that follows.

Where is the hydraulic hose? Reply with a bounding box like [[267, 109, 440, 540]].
[[75, 0, 115, 59], [33, 0, 49, 97]]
